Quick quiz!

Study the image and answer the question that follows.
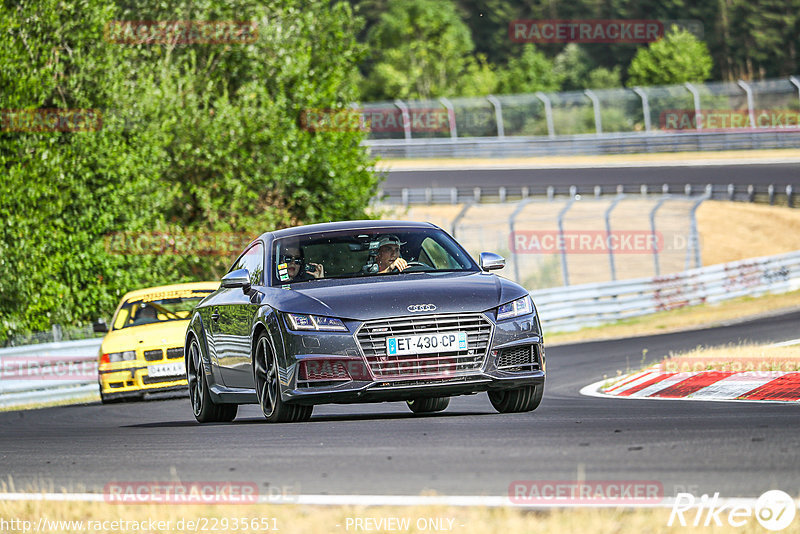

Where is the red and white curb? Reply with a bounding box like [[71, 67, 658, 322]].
[[581, 367, 800, 404]]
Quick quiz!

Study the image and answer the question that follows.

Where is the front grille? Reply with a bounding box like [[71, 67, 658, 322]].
[[356, 313, 492, 379], [166, 347, 183, 359], [496, 345, 540, 371], [143, 349, 163, 362], [142, 375, 185, 385]]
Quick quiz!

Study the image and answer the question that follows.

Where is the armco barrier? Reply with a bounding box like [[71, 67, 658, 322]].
[[2, 249, 799, 408], [0, 338, 102, 409], [532, 250, 800, 331]]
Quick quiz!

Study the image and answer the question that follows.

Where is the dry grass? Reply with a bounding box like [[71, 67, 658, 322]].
[[659, 342, 800, 373], [546, 289, 800, 345], [0, 499, 779, 534], [696, 201, 800, 266], [379, 148, 800, 170], [0, 393, 100, 413]]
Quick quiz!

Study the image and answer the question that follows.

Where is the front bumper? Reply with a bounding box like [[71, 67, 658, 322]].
[[283, 369, 544, 405], [278, 312, 545, 406]]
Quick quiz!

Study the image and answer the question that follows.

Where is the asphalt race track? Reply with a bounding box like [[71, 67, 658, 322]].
[[2, 311, 799, 499], [383, 163, 800, 190]]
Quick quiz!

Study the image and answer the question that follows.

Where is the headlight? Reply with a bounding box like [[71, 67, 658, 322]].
[[286, 313, 348, 332], [107, 350, 136, 362], [497, 295, 533, 321]]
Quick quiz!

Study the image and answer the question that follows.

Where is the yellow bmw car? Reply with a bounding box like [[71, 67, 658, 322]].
[[97, 282, 219, 403]]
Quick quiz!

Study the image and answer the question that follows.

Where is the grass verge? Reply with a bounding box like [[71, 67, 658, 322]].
[[0, 499, 780, 534], [546, 289, 800, 345]]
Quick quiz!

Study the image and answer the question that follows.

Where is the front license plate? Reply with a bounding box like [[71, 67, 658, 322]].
[[148, 362, 186, 378], [386, 332, 468, 356]]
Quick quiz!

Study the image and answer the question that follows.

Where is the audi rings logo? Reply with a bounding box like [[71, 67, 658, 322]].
[[407, 304, 437, 313]]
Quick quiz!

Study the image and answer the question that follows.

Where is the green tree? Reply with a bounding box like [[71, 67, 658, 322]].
[[0, 0, 378, 343], [496, 44, 560, 94], [362, 0, 490, 100], [627, 27, 713, 86], [554, 44, 593, 92]]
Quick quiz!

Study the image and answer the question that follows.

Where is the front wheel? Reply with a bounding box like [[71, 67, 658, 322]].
[[488, 384, 543, 413], [407, 397, 450, 413], [187, 337, 237, 423], [253, 333, 312, 423]]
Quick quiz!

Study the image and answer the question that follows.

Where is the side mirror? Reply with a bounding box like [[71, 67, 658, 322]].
[[92, 318, 108, 333], [479, 252, 505, 271], [221, 268, 251, 290]]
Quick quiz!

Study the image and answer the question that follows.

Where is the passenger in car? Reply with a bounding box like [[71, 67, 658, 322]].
[[281, 242, 325, 281]]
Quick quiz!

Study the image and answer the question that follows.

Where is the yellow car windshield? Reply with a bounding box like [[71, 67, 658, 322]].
[[112, 292, 212, 330]]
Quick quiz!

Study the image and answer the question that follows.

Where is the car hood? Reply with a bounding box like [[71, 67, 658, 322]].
[[270, 271, 528, 321], [100, 321, 189, 354]]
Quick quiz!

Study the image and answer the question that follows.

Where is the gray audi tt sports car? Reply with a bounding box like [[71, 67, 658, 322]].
[[185, 220, 545, 423]]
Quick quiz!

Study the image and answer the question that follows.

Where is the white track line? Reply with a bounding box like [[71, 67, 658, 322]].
[[0, 492, 788, 509]]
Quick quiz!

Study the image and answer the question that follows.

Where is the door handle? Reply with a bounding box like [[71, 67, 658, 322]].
[[211, 310, 220, 322]]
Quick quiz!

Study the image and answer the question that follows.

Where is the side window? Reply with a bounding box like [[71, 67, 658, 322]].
[[231, 243, 264, 286], [420, 237, 456, 269]]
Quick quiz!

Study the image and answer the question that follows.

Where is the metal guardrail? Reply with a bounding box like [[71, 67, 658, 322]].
[[379, 183, 796, 207], [2, 250, 799, 408], [365, 130, 800, 159], [0, 338, 102, 409], [532, 250, 800, 332]]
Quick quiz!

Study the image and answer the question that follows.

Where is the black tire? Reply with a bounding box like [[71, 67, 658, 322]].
[[187, 336, 238, 423], [253, 333, 313, 423], [488, 384, 543, 413], [407, 397, 450, 413]]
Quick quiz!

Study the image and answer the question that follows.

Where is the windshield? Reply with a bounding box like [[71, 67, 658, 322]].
[[272, 228, 478, 285], [111, 290, 214, 330]]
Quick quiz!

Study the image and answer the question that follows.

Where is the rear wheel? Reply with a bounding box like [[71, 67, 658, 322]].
[[254, 333, 313, 423], [489, 384, 543, 413], [407, 397, 450, 413], [187, 337, 238, 423]]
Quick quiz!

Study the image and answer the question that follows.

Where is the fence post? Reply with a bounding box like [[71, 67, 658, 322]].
[[394, 99, 412, 140], [557, 198, 576, 286], [605, 194, 626, 281], [52, 324, 62, 343], [684, 82, 701, 130], [535, 92, 555, 138], [728, 183, 735, 201], [509, 198, 534, 283], [473, 187, 482, 203], [450, 187, 458, 204], [594, 185, 602, 198], [768, 184, 775, 205], [439, 97, 458, 139], [487, 95, 505, 138], [547, 186, 555, 201], [649, 196, 671, 276], [736, 80, 756, 128], [747, 184, 755, 202], [450, 201, 473, 238], [787, 185, 794, 208], [790, 76, 800, 106], [687, 189, 712, 269], [584, 89, 603, 134], [632, 87, 651, 132], [401, 188, 409, 207]]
